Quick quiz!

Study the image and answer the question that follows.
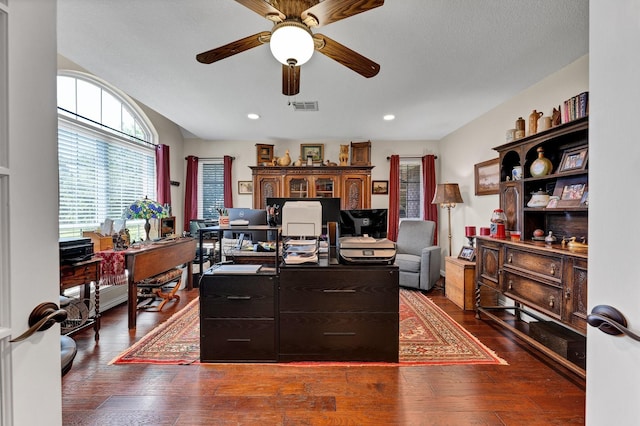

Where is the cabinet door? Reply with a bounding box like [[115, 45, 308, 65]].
[[565, 257, 588, 333], [285, 176, 310, 198], [476, 239, 501, 292], [341, 174, 370, 209], [254, 175, 282, 209], [501, 182, 521, 232], [312, 175, 338, 198]]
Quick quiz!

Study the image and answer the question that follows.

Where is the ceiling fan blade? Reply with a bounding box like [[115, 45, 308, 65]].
[[235, 0, 285, 22], [282, 64, 300, 96], [196, 31, 270, 64], [314, 34, 380, 78], [302, 0, 384, 27]]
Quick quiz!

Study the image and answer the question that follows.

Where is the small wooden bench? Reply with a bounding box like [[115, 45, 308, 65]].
[[137, 268, 183, 311]]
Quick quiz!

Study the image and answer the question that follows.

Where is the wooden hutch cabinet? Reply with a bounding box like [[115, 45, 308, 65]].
[[475, 117, 588, 378], [251, 166, 372, 210]]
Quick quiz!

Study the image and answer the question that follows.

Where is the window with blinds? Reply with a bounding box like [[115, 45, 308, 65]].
[[57, 72, 156, 240], [198, 160, 226, 220], [400, 161, 422, 219]]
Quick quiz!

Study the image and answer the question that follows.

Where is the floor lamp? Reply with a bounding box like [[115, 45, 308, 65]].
[[432, 183, 464, 257]]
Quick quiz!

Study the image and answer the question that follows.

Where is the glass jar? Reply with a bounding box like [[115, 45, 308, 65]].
[[491, 209, 507, 224]]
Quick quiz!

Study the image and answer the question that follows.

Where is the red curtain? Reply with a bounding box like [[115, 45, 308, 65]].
[[155, 144, 171, 206], [388, 155, 400, 242], [223, 155, 233, 208], [183, 156, 198, 232], [422, 154, 438, 244]]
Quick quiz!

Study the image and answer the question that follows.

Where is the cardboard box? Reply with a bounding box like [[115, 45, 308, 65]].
[[82, 231, 113, 251]]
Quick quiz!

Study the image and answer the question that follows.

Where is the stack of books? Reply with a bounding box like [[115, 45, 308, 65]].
[[283, 238, 318, 265], [563, 91, 589, 123]]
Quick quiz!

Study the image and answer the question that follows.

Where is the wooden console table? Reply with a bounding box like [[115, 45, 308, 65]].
[[60, 258, 101, 341], [125, 238, 197, 329]]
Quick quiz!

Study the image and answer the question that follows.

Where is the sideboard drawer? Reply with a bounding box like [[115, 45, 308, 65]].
[[504, 247, 562, 283], [502, 270, 562, 319], [200, 319, 276, 362], [200, 275, 275, 318], [279, 313, 398, 362], [60, 261, 99, 288]]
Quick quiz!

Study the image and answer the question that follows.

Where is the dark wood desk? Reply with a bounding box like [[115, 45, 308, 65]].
[[126, 238, 197, 329], [60, 258, 101, 341]]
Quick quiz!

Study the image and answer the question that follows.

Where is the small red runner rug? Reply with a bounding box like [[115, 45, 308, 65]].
[[110, 289, 507, 366]]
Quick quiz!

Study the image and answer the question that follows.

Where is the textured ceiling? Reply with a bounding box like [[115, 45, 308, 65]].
[[57, 0, 588, 142]]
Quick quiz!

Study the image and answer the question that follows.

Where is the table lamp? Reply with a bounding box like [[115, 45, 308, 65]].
[[124, 196, 167, 243], [432, 183, 464, 256]]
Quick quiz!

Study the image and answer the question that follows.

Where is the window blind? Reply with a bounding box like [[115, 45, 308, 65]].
[[58, 119, 156, 238], [198, 160, 225, 220]]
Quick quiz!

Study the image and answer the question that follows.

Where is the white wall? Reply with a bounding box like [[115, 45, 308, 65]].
[[184, 138, 440, 209], [437, 55, 588, 263]]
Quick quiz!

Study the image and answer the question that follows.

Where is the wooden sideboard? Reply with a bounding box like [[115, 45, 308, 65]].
[[250, 165, 373, 210]]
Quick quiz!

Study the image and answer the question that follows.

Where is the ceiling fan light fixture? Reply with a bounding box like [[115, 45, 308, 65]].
[[269, 21, 314, 66]]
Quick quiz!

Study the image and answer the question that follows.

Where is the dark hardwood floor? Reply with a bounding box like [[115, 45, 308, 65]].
[[62, 283, 585, 425]]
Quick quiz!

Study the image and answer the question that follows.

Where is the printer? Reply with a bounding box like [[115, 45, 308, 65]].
[[337, 236, 396, 265]]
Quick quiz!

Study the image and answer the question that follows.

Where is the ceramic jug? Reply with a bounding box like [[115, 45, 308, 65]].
[[529, 110, 544, 135], [538, 116, 552, 132]]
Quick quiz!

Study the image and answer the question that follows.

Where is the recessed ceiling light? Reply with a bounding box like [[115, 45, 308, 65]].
[[383, 114, 395, 121], [247, 113, 260, 120]]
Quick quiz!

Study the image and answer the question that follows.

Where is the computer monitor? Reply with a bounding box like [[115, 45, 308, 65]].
[[266, 197, 341, 228], [224, 208, 268, 242], [339, 209, 388, 238]]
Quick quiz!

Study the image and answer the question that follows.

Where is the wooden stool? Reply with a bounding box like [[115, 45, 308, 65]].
[[137, 268, 183, 311]]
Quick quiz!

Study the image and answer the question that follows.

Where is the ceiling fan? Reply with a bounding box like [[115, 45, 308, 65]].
[[196, 0, 384, 95]]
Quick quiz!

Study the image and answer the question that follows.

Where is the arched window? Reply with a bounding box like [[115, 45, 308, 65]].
[[57, 71, 158, 241]]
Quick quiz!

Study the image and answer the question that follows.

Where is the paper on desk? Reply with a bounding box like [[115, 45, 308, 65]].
[[101, 219, 114, 236]]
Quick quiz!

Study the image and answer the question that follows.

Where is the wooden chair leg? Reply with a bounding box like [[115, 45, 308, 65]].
[[150, 277, 182, 311]]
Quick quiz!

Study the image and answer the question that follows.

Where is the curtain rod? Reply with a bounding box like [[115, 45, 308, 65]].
[[386, 155, 437, 160], [184, 156, 235, 160]]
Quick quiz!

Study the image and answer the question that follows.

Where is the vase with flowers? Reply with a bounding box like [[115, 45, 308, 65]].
[[123, 196, 167, 243]]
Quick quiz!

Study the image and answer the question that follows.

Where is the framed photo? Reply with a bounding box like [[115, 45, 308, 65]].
[[474, 158, 500, 196], [372, 180, 388, 194], [300, 144, 324, 164], [458, 246, 476, 262], [238, 181, 253, 194], [256, 143, 274, 166], [350, 140, 371, 166], [559, 145, 588, 172], [553, 176, 587, 208]]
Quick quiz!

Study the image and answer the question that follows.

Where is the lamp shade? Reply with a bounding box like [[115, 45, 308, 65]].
[[123, 196, 167, 220], [432, 183, 464, 207], [270, 21, 314, 66]]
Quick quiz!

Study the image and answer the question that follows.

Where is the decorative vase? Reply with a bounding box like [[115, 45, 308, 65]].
[[530, 147, 553, 177], [528, 110, 544, 135]]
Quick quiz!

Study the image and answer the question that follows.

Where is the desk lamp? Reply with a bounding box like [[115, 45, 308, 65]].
[[432, 183, 464, 256]]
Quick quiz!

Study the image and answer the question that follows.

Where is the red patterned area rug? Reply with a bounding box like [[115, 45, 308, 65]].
[[109, 289, 507, 366]]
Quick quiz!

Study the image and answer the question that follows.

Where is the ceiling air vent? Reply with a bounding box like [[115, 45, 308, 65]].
[[292, 101, 319, 112]]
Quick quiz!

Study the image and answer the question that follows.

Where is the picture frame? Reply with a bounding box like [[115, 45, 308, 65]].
[[474, 158, 500, 196], [372, 180, 388, 194], [300, 144, 324, 164], [238, 181, 253, 194], [350, 140, 371, 166], [553, 176, 587, 208], [559, 145, 588, 172], [458, 246, 476, 262], [256, 143, 274, 166]]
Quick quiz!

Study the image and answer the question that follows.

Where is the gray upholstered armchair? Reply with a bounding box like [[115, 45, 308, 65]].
[[394, 220, 441, 291]]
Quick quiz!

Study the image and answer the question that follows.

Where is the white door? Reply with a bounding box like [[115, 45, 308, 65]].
[[587, 1, 640, 425], [1, 1, 61, 425]]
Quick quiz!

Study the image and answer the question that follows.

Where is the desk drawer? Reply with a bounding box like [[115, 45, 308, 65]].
[[502, 270, 562, 319], [279, 313, 398, 362], [200, 275, 275, 318], [60, 262, 99, 287], [279, 269, 398, 312], [504, 247, 562, 283], [200, 319, 276, 362]]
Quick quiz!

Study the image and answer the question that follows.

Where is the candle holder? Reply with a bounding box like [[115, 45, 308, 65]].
[[465, 226, 476, 248]]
